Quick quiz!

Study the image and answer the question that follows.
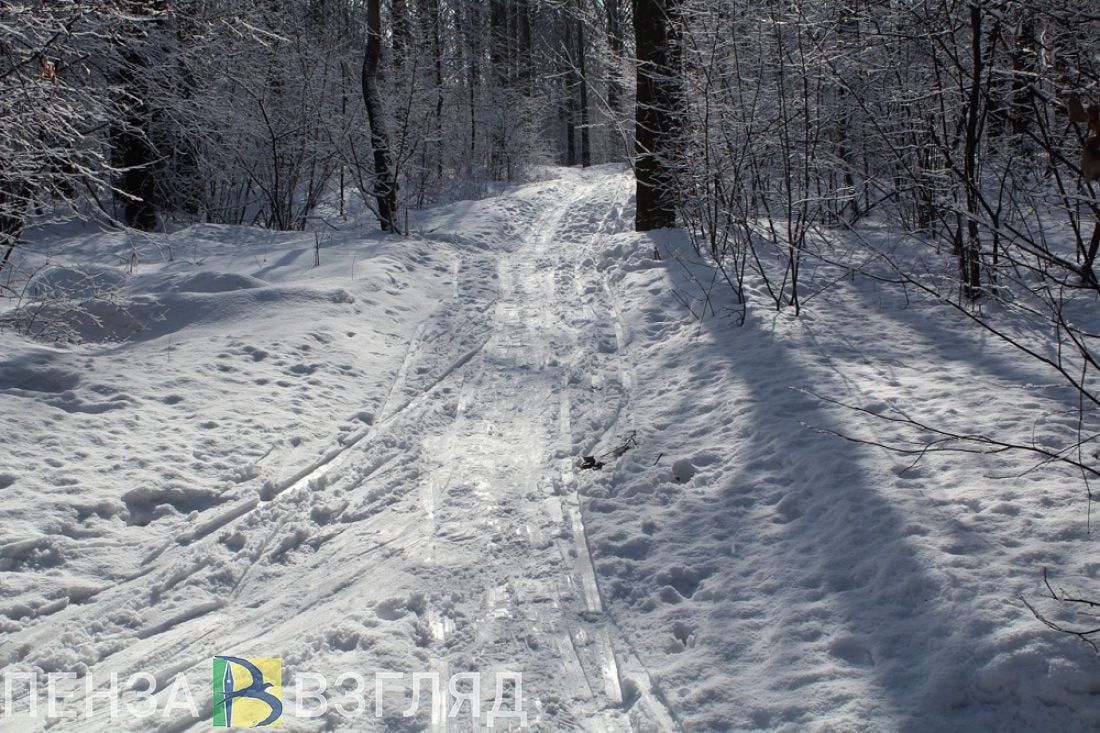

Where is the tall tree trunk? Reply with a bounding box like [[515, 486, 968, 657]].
[[111, 2, 167, 231], [564, 18, 577, 166], [605, 0, 625, 151], [111, 53, 158, 231], [489, 0, 508, 84], [633, 0, 682, 231], [961, 2, 983, 300], [0, 180, 28, 273], [362, 0, 398, 232], [419, 0, 444, 182], [515, 0, 533, 95], [462, 2, 481, 161], [577, 17, 590, 167], [391, 0, 411, 67], [489, 0, 509, 176]]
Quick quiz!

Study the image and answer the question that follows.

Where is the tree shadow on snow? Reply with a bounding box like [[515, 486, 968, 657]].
[[601, 236, 1012, 732]]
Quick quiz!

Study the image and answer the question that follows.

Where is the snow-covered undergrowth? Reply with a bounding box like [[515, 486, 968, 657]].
[[0, 166, 1097, 732], [592, 210, 1100, 730]]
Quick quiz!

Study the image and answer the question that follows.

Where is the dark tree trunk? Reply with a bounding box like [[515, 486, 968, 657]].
[[109, 1, 171, 231], [1009, 15, 1036, 137], [961, 2, 983, 300], [566, 95, 577, 167], [0, 180, 28, 273], [564, 18, 577, 166], [577, 17, 590, 167], [462, 2, 481, 159], [114, 140, 157, 229], [489, 0, 509, 175], [633, 0, 682, 231], [605, 0, 625, 128], [362, 0, 398, 233], [515, 0, 532, 94], [111, 3, 166, 232], [419, 0, 445, 182], [489, 0, 508, 86], [391, 0, 411, 67], [111, 62, 158, 231]]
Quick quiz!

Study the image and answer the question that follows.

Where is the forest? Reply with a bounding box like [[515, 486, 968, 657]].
[[3, 1, 1098, 258], [3, 2, 1100, 726]]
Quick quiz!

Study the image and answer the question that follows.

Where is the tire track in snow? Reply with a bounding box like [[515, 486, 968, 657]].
[[551, 171, 681, 733], [384, 173, 647, 731], [556, 175, 630, 618], [524, 174, 639, 729]]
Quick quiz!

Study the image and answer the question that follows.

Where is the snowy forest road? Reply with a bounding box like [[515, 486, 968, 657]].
[[0, 168, 676, 732], [6, 163, 1097, 733]]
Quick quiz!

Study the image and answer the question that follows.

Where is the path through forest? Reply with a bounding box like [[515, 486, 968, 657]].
[[0, 168, 675, 732], [4, 166, 1099, 733]]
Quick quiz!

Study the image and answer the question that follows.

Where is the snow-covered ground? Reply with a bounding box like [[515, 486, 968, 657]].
[[1, 166, 1098, 731]]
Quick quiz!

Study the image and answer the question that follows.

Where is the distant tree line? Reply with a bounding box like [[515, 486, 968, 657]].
[[3, 1, 1098, 277], [0, 0, 637, 256]]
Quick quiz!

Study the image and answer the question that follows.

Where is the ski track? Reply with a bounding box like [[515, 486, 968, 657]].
[[2, 168, 678, 732]]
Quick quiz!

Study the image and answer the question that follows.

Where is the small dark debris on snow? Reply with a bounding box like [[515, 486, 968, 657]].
[[610, 431, 638, 458], [578, 432, 639, 471], [579, 456, 605, 470]]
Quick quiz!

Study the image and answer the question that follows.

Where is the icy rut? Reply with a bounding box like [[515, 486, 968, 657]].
[[0, 168, 674, 732]]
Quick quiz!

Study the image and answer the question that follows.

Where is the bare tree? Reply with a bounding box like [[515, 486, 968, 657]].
[[362, 0, 399, 232], [633, 0, 682, 231]]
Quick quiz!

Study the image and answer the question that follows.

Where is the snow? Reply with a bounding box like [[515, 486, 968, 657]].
[[1, 165, 1099, 731]]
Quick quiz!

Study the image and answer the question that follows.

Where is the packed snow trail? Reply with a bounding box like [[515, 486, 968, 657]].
[[0, 167, 674, 732]]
